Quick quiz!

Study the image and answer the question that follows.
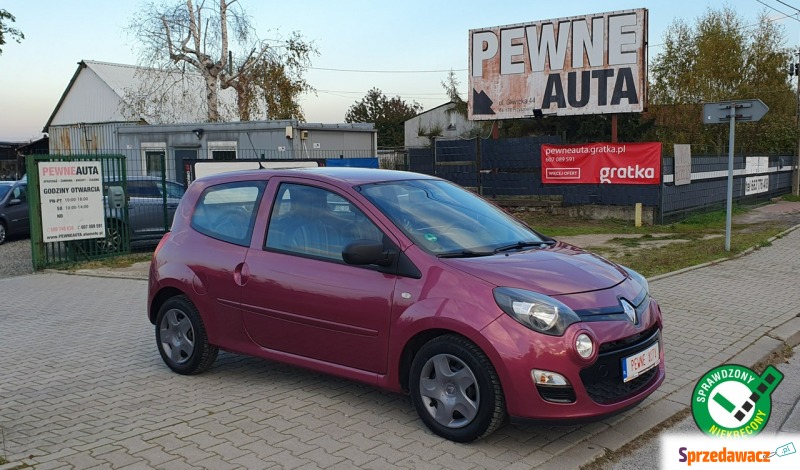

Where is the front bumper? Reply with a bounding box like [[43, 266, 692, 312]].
[[480, 297, 665, 421]]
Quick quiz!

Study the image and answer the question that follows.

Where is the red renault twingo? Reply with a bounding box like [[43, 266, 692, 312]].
[[148, 167, 664, 442]]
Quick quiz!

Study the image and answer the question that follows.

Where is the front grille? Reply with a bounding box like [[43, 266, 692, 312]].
[[536, 385, 576, 403], [584, 367, 658, 404], [581, 328, 661, 404]]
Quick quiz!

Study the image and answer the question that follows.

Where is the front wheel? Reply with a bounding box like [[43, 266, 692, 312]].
[[409, 334, 506, 442], [0, 221, 6, 245], [155, 295, 218, 375]]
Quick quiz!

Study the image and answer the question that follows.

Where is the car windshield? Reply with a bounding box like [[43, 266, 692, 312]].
[[359, 179, 545, 256]]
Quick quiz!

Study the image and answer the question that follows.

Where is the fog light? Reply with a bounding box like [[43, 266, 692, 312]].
[[532, 369, 569, 386], [576, 333, 594, 358]]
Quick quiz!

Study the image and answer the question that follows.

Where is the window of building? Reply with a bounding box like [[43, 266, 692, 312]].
[[141, 142, 167, 177], [208, 141, 238, 161]]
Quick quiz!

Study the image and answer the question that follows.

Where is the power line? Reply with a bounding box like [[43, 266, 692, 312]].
[[316, 89, 448, 96], [755, 0, 800, 22], [775, 0, 800, 14], [309, 66, 467, 74], [648, 4, 798, 49]]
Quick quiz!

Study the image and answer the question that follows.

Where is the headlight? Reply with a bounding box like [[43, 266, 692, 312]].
[[493, 287, 580, 336], [620, 265, 649, 295]]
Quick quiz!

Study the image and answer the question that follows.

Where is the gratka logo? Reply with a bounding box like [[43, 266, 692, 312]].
[[599, 165, 655, 183]]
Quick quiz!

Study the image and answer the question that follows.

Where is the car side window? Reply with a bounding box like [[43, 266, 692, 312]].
[[12, 185, 26, 202], [265, 183, 384, 262], [164, 182, 186, 199], [128, 181, 161, 198], [191, 181, 266, 246]]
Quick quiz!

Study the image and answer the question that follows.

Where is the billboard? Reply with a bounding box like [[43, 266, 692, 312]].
[[541, 142, 661, 184], [469, 9, 647, 120]]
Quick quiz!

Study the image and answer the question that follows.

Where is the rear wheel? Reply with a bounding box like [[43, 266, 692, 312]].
[[409, 334, 506, 442], [0, 221, 6, 245], [155, 295, 218, 375], [96, 220, 125, 252]]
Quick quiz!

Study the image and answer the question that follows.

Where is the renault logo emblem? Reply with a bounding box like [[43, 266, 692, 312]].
[[621, 299, 637, 325]]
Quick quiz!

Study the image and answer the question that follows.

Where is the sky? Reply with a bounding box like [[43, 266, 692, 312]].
[[2, 0, 800, 142]]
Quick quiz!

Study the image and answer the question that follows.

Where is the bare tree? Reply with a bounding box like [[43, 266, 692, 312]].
[[128, 0, 315, 122]]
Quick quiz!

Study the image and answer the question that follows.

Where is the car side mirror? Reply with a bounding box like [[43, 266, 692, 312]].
[[8, 198, 21, 206], [343, 240, 395, 267]]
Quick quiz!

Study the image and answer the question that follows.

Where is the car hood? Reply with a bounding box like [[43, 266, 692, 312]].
[[439, 242, 627, 295]]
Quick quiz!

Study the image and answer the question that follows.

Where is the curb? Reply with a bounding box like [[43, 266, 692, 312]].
[[647, 222, 800, 283], [578, 313, 800, 469]]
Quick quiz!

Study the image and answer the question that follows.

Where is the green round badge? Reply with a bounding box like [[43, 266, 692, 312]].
[[691, 364, 783, 437]]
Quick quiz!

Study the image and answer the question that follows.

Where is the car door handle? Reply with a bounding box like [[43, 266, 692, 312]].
[[233, 262, 250, 287]]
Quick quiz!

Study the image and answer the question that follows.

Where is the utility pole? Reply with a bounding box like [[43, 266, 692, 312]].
[[794, 47, 800, 196]]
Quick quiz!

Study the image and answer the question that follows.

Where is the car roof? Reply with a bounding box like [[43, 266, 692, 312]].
[[105, 175, 179, 183], [193, 167, 437, 187]]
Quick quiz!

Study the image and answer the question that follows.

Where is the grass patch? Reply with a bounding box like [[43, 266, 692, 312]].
[[782, 194, 800, 202], [57, 252, 153, 271], [517, 206, 750, 237], [600, 225, 785, 277], [517, 213, 666, 237]]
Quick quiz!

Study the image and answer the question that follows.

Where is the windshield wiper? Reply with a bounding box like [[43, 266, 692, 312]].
[[436, 249, 494, 258], [493, 240, 555, 253]]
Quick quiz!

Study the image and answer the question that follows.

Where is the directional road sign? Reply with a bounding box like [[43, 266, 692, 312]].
[[703, 99, 769, 124]]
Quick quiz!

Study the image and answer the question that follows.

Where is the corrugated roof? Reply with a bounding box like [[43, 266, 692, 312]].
[[45, 60, 239, 130]]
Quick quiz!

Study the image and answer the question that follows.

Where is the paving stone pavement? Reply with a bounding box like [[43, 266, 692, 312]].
[[1, 226, 799, 470]]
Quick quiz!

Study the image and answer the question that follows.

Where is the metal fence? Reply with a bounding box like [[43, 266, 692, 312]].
[[408, 137, 795, 224]]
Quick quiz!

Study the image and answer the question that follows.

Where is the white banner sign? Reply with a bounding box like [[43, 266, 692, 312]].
[[674, 144, 692, 186], [744, 175, 770, 195], [38, 161, 106, 242]]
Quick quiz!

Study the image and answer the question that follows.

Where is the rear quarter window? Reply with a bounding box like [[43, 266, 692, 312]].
[[191, 181, 267, 246]]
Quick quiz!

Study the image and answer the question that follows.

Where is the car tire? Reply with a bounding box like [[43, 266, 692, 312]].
[[0, 221, 6, 245], [409, 334, 506, 442], [155, 295, 218, 375], [96, 220, 125, 253]]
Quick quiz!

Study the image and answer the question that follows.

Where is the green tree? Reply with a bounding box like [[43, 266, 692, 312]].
[[649, 6, 796, 154], [345, 88, 422, 147], [128, 0, 315, 122], [0, 9, 24, 55]]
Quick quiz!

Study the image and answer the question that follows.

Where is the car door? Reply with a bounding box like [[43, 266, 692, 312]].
[[127, 179, 167, 238], [241, 180, 397, 374], [188, 180, 267, 347], [162, 181, 185, 228], [6, 184, 30, 235]]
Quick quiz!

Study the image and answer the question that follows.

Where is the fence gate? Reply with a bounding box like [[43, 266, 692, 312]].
[[26, 154, 129, 270]]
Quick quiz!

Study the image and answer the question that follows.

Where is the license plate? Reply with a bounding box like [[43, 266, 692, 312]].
[[622, 342, 660, 383]]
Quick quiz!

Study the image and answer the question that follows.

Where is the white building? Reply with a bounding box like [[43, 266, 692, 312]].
[[402, 102, 478, 148], [42, 60, 376, 182]]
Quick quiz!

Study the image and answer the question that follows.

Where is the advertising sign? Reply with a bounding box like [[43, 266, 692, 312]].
[[469, 9, 647, 120], [38, 161, 106, 242], [541, 142, 661, 184]]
